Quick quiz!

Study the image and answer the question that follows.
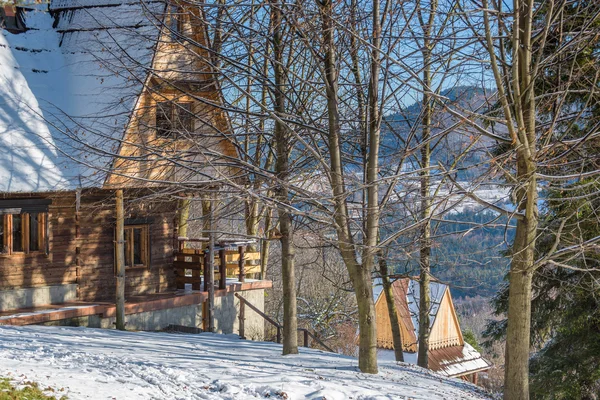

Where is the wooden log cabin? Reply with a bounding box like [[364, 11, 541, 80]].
[[374, 278, 491, 384], [0, 0, 269, 334]]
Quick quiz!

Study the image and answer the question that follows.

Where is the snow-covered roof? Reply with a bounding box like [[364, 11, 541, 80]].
[[378, 343, 492, 378], [0, 0, 163, 192], [429, 342, 492, 377], [373, 277, 492, 378]]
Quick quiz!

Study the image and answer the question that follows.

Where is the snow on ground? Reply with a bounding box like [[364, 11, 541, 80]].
[[0, 326, 490, 400]]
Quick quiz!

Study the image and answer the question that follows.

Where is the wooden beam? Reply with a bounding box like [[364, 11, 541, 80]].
[[219, 249, 226, 290], [207, 202, 215, 332], [203, 251, 209, 292], [238, 245, 245, 283], [115, 189, 126, 330]]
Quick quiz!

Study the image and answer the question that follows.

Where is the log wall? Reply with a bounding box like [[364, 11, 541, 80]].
[[0, 189, 177, 302]]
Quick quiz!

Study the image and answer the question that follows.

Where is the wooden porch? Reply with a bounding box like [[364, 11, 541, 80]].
[[0, 236, 269, 330], [0, 280, 271, 327]]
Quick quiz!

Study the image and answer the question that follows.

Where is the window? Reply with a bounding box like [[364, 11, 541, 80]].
[[124, 225, 149, 268], [1, 212, 47, 255], [169, 5, 184, 40], [156, 102, 172, 137], [156, 101, 193, 137]]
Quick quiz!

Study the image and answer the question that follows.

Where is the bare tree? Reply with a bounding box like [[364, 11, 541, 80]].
[[269, 0, 298, 355]]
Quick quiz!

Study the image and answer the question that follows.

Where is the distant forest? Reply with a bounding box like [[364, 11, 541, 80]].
[[394, 209, 514, 299]]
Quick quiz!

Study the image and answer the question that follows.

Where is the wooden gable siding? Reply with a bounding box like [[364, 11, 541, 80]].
[[0, 190, 177, 302], [429, 289, 464, 350], [375, 280, 417, 352], [375, 279, 464, 353], [153, 1, 214, 83], [105, 3, 238, 188]]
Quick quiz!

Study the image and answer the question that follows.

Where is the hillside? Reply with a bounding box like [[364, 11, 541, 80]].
[[381, 87, 512, 299], [0, 326, 490, 400], [382, 86, 495, 181]]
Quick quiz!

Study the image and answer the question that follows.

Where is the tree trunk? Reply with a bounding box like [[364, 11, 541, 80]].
[[279, 207, 297, 355], [178, 197, 191, 241], [354, 268, 378, 372], [504, 254, 534, 399], [271, 0, 298, 355], [245, 197, 260, 274], [504, 145, 538, 400], [347, 0, 368, 234], [202, 198, 212, 236], [417, 44, 433, 370], [503, 0, 537, 397], [504, 175, 537, 400], [318, 0, 377, 373], [260, 208, 274, 279], [417, 252, 430, 368], [207, 205, 215, 332], [379, 257, 404, 362]]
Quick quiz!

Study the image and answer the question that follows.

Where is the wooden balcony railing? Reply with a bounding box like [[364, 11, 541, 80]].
[[174, 237, 261, 291]]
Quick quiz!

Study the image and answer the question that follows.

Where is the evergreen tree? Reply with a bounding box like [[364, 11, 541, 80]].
[[484, 2, 600, 396]]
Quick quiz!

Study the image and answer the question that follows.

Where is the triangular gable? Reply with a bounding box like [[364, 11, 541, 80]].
[[374, 278, 417, 352], [374, 277, 464, 352], [406, 278, 447, 339], [429, 287, 464, 350], [104, 1, 240, 187]]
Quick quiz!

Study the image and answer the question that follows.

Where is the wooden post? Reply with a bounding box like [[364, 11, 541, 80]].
[[203, 251, 209, 292], [115, 189, 126, 331], [239, 299, 245, 339], [202, 301, 207, 331], [75, 188, 81, 283], [207, 202, 215, 333], [303, 329, 309, 348], [219, 248, 226, 290], [238, 245, 245, 283]]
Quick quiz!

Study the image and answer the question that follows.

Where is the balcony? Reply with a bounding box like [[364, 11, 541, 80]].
[[174, 237, 262, 291]]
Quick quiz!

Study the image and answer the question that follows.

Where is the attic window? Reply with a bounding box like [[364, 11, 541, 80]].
[[169, 5, 184, 40], [156, 101, 193, 137]]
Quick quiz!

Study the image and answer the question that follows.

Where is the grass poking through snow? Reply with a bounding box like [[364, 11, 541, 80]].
[[0, 378, 67, 400]]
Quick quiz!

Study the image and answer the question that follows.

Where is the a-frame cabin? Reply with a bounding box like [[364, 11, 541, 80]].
[[374, 278, 491, 383], [0, 0, 268, 334]]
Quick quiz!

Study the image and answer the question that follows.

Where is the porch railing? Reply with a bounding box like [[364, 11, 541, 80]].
[[235, 293, 335, 353], [174, 238, 261, 291]]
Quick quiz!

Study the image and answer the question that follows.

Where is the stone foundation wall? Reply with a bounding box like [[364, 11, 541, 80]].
[[214, 289, 265, 340], [0, 284, 77, 312], [43, 288, 266, 340]]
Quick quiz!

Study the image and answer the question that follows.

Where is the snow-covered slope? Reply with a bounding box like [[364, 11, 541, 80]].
[[0, 326, 490, 400]]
